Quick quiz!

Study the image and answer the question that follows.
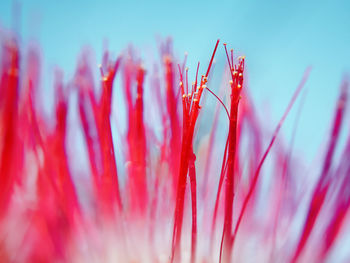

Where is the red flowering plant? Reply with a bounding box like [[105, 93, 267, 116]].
[[0, 30, 349, 263]]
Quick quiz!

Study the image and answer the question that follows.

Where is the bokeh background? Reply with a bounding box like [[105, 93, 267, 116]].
[[0, 0, 349, 164]]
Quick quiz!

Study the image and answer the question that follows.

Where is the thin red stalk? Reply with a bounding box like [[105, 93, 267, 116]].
[[194, 62, 200, 93], [320, 82, 350, 258], [230, 49, 234, 70], [171, 118, 191, 262], [0, 40, 19, 218], [231, 67, 311, 254], [205, 40, 220, 78], [221, 102, 239, 263], [189, 150, 197, 263], [164, 55, 181, 198], [126, 64, 148, 214], [223, 44, 234, 80], [171, 40, 219, 262], [320, 174, 350, 260], [220, 44, 244, 263], [178, 65, 188, 130], [98, 58, 123, 213], [205, 87, 230, 120], [185, 67, 189, 96], [291, 78, 347, 263]]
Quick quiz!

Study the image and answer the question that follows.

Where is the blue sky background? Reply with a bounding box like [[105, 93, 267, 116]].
[[1, 0, 350, 164]]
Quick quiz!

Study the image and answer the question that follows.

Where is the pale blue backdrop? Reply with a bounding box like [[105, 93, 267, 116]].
[[1, 0, 349, 163]]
